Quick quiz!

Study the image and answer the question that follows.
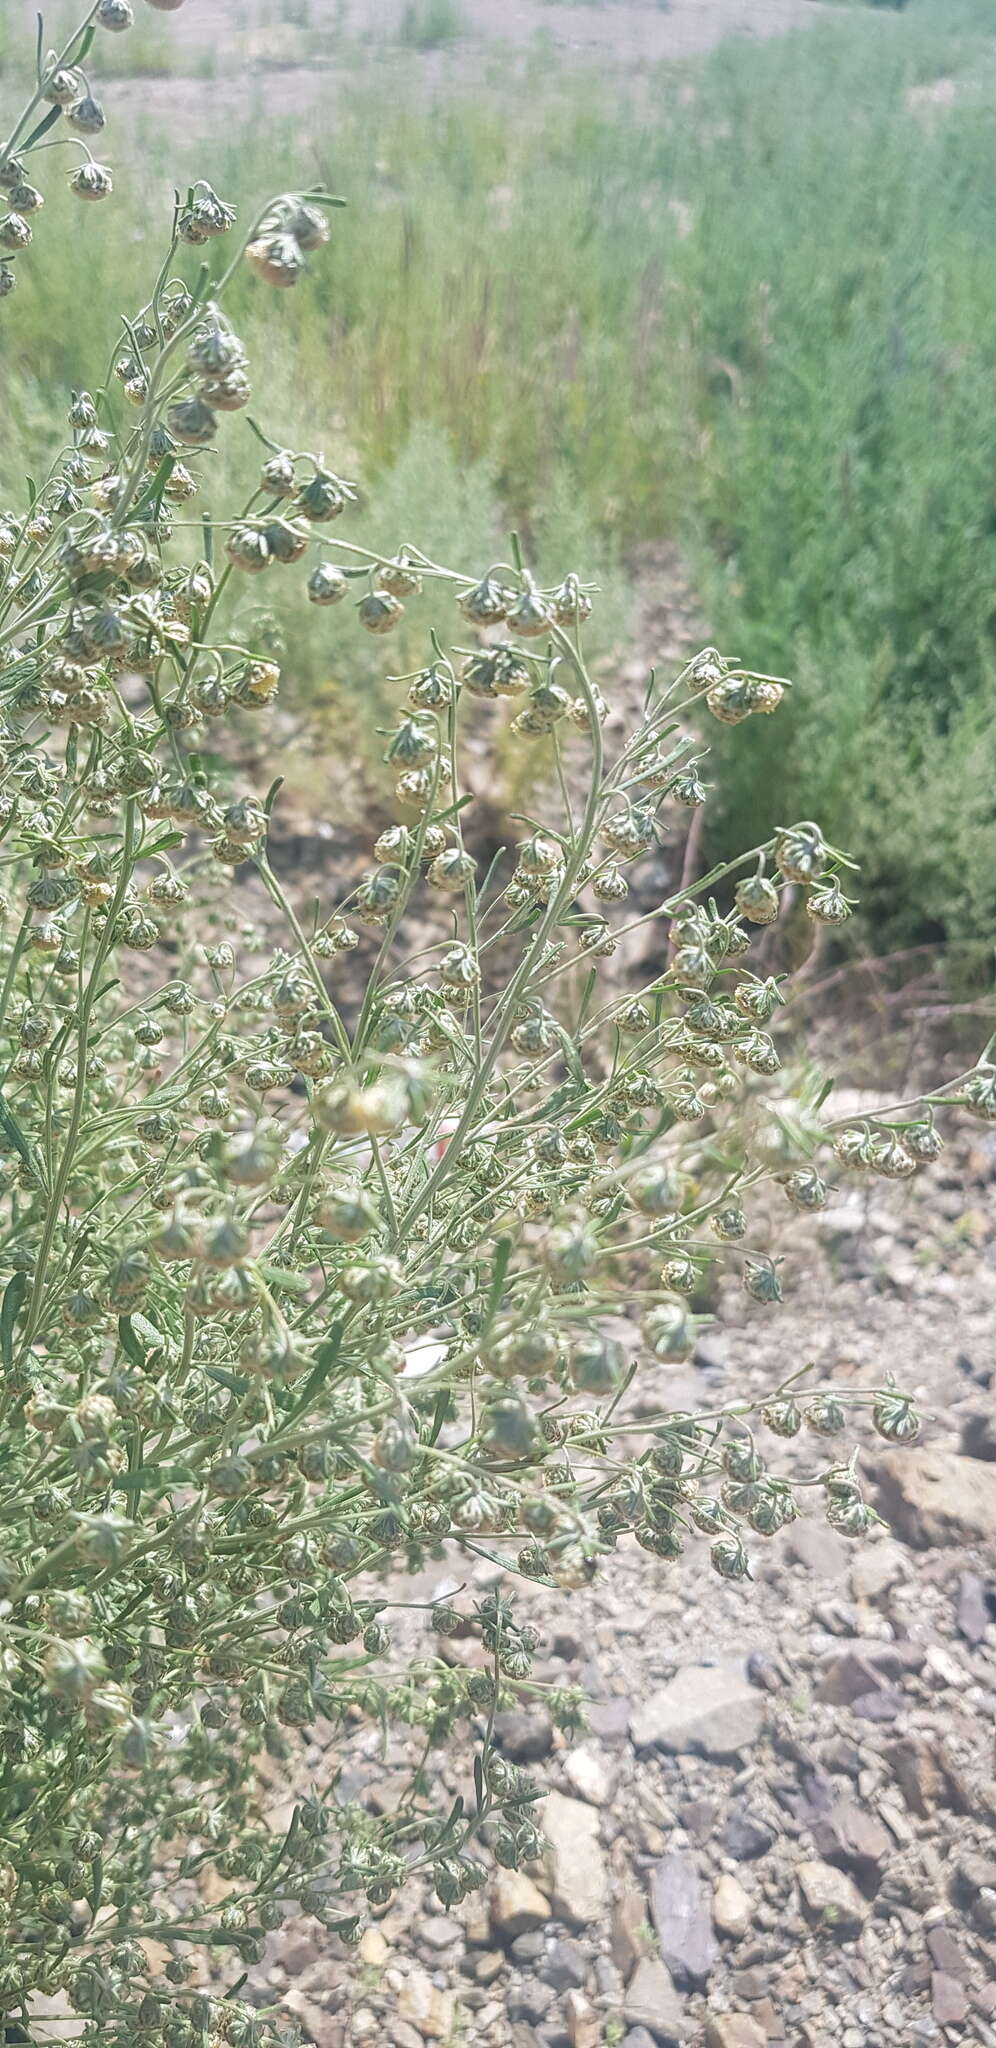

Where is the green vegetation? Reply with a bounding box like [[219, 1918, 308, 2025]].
[[399, 0, 468, 47], [0, 6, 991, 2031], [3, 0, 995, 950]]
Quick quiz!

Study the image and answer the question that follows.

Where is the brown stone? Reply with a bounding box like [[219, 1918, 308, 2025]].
[[565, 1989, 601, 2048], [886, 1735, 970, 1817], [611, 1886, 651, 1977], [396, 1965, 455, 2041], [712, 1874, 753, 1940], [796, 1860, 868, 1941], [816, 1650, 899, 1707], [812, 1798, 891, 1892], [875, 1447, 996, 1548], [704, 2021, 767, 2048], [489, 1870, 550, 1941]]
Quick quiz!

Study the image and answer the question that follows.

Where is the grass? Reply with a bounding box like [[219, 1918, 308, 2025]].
[[399, 0, 468, 47], [2, 0, 996, 952]]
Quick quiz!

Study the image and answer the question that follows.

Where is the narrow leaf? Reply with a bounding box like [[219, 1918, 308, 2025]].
[[22, 104, 62, 151], [118, 1313, 168, 1371], [257, 1260, 308, 1295], [0, 1095, 34, 1169], [131, 454, 174, 519], [286, 1323, 343, 1423], [0, 1272, 28, 1368], [484, 1238, 511, 1326]]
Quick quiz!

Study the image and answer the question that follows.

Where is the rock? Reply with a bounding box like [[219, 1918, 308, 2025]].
[[811, 1799, 891, 1892], [724, 1807, 774, 1861], [565, 1989, 601, 2048], [875, 1447, 996, 1548], [955, 1570, 992, 1646], [356, 1925, 389, 1968], [812, 1597, 860, 1637], [796, 1860, 868, 1941], [510, 1931, 545, 1964], [543, 1938, 589, 1992], [541, 1791, 609, 1928], [923, 1640, 966, 1688], [493, 1707, 554, 1761], [622, 2032, 658, 2048], [611, 1887, 651, 1977], [587, 1696, 633, 1744], [693, 1335, 728, 1373], [886, 1735, 968, 1817], [490, 1871, 550, 1941], [821, 1735, 863, 1779], [851, 1685, 903, 1722], [850, 1540, 911, 1604], [712, 1874, 753, 1940], [931, 1971, 968, 2027], [785, 1521, 851, 1575], [462, 1888, 492, 1947], [594, 1956, 622, 2000], [953, 1851, 996, 1905], [623, 1957, 690, 2042], [397, 1964, 455, 2040], [281, 1992, 343, 2048], [630, 1664, 764, 1760], [649, 1852, 718, 1989], [704, 2020, 767, 2048], [419, 1915, 463, 1951], [679, 1798, 717, 1841], [961, 1409, 996, 1461], [280, 1927, 327, 1974], [925, 1922, 966, 1976], [474, 1951, 504, 1984], [507, 1977, 555, 2023], [744, 1649, 785, 1692], [815, 1649, 901, 1707], [563, 1744, 614, 1807]]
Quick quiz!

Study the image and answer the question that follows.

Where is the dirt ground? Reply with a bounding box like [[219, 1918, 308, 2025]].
[[17, 0, 843, 137]]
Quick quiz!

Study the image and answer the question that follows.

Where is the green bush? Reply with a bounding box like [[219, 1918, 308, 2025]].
[[2, 5, 995, 2044], [399, 0, 467, 49]]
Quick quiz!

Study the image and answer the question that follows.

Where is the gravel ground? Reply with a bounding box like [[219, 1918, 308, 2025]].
[[220, 1123, 996, 2048]]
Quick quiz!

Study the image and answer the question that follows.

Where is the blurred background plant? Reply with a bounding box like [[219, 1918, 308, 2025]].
[[3, 0, 995, 960]]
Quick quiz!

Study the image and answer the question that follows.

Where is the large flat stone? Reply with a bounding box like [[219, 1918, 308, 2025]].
[[650, 1852, 718, 1989], [630, 1663, 764, 1760], [623, 1957, 690, 2043], [541, 1789, 609, 1928]]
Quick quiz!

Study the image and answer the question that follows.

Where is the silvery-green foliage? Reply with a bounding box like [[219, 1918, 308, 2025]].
[[0, 6, 992, 2045]]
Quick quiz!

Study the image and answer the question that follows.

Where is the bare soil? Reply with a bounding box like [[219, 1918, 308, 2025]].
[[19, 0, 840, 140]]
